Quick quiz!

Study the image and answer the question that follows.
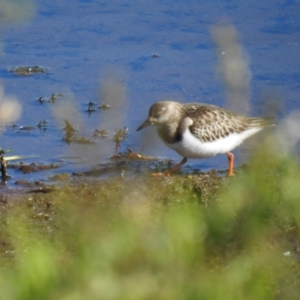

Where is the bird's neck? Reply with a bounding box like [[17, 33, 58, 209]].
[[157, 121, 182, 144]]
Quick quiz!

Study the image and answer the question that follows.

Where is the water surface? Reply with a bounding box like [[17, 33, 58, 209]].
[[0, 0, 299, 184]]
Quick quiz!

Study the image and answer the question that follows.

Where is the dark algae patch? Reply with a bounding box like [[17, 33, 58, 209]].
[[8, 162, 60, 174], [9, 66, 48, 76]]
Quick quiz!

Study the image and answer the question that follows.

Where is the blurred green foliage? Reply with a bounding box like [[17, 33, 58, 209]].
[[0, 145, 300, 300]]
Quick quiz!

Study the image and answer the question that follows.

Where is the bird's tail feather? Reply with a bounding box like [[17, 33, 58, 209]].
[[247, 116, 275, 128]]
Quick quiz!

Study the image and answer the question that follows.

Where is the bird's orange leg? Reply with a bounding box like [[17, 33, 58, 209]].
[[151, 157, 188, 177], [226, 152, 235, 176]]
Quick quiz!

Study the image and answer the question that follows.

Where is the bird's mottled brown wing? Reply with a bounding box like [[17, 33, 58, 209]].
[[185, 105, 249, 142]]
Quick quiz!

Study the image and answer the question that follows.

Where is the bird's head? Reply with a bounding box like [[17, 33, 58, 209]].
[[136, 101, 178, 131]]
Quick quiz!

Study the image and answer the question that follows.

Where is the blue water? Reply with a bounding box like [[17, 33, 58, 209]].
[[0, 0, 299, 183]]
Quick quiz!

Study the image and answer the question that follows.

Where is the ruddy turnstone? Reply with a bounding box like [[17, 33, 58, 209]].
[[137, 100, 274, 176]]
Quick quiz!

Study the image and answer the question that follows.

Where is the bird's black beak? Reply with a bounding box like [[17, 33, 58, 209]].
[[136, 119, 152, 131]]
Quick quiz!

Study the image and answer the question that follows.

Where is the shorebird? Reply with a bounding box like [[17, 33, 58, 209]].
[[137, 100, 274, 176]]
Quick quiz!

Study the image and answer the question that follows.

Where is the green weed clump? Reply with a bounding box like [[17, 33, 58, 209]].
[[0, 146, 300, 300]]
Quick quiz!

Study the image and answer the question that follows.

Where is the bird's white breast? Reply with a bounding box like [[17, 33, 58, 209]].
[[164, 126, 263, 158]]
